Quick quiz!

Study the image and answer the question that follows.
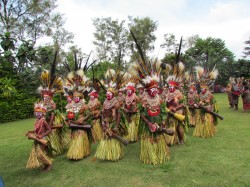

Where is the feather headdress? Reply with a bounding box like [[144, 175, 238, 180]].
[[194, 66, 219, 89], [129, 30, 164, 89], [104, 68, 126, 94], [34, 102, 47, 113], [37, 51, 63, 97], [63, 69, 90, 98], [163, 61, 186, 88]]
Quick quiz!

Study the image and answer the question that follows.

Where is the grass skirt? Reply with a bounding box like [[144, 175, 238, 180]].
[[193, 110, 216, 138], [166, 116, 182, 145], [60, 127, 70, 152], [95, 138, 124, 161], [140, 134, 170, 165], [91, 119, 103, 143], [47, 130, 64, 156], [188, 108, 196, 126], [66, 130, 90, 160], [26, 142, 53, 169], [125, 113, 140, 142]]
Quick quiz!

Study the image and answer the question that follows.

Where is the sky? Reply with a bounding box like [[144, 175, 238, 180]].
[[55, 0, 250, 60]]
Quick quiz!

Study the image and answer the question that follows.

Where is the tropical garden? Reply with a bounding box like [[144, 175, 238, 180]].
[[0, 0, 250, 186]]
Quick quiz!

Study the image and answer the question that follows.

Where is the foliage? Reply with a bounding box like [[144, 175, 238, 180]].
[[161, 33, 178, 54], [0, 32, 37, 73], [92, 16, 158, 64], [242, 37, 250, 59], [232, 59, 250, 78], [0, 92, 36, 122], [0, 77, 17, 98], [47, 13, 74, 51], [128, 16, 158, 61], [1, 94, 250, 186], [92, 17, 128, 66], [0, 0, 57, 42], [183, 37, 235, 86], [0, 92, 66, 123]]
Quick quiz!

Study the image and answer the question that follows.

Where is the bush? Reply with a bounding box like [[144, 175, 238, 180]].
[[0, 92, 67, 123]]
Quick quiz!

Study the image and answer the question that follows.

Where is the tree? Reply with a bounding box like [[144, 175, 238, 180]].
[[233, 59, 250, 78], [184, 37, 235, 86], [128, 16, 158, 61], [160, 33, 177, 54], [243, 37, 250, 58], [47, 13, 74, 51], [0, 77, 16, 98], [0, 32, 37, 74], [92, 17, 128, 67], [0, 0, 57, 42]]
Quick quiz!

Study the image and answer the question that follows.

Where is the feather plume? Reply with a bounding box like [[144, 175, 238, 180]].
[[209, 69, 219, 80], [195, 66, 204, 80]]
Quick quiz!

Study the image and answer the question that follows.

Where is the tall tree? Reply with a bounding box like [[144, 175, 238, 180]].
[[0, 0, 57, 42], [184, 37, 235, 85], [47, 13, 74, 51], [92, 17, 128, 66], [160, 33, 177, 54], [242, 37, 250, 58], [128, 16, 157, 61]]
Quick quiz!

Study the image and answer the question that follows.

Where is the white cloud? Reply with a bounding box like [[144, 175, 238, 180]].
[[55, 0, 250, 60]]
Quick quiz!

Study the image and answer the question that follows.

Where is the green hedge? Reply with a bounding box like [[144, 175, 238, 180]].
[[0, 92, 67, 123]]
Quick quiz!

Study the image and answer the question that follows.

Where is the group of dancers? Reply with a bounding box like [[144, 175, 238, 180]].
[[226, 77, 250, 112], [25, 56, 223, 171]]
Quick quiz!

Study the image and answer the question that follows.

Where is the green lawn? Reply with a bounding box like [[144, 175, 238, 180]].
[[0, 93, 250, 187]]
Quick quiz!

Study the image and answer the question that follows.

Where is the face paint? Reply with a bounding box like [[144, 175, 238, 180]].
[[74, 96, 80, 103], [169, 86, 175, 93], [43, 95, 51, 103], [90, 95, 95, 101], [34, 112, 43, 119], [67, 96, 72, 103], [106, 91, 114, 100], [189, 88, 194, 94], [118, 92, 123, 97], [201, 88, 207, 94], [126, 89, 133, 96], [139, 88, 144, 94], [148, 87, 158, 97]]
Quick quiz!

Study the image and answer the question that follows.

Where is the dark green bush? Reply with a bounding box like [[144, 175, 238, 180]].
[[0, 92, 67, 123]]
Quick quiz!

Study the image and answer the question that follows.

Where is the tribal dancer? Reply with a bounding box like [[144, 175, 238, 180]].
[[26, 102, 53, 172], [193, 66, 220, 138], [123, 82, 140, 142], [231, 78, 241, 110], [87, 90, 103, 142], [130, 60, 174, 165], [65, 70, 91, 160], [164, 62, 187, 145], [95, 69, 128, 161], [242, 82, 250, 112], [38, 68, 66, 156]]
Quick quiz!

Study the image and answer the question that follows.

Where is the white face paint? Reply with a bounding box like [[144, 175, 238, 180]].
[[34, 112, 43, 119], [106, 91, 114, 100], [149, 87, 158, 97], [43, 95, 51, 103], [126, 89, 133, 96], [201, 88, 207, 94], [169, 85, 175, 92]]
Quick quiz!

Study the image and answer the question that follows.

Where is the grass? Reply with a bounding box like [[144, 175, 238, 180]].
[[0, 93, 250, 187]]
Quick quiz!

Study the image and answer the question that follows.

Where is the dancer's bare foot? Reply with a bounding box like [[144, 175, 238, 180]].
[[43, 164, 52, 172]]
